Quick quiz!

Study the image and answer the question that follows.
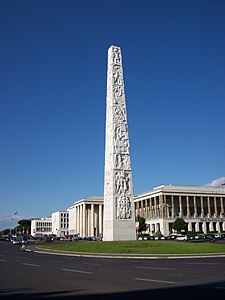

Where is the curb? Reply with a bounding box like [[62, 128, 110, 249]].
[[30, 246, 225, 260]]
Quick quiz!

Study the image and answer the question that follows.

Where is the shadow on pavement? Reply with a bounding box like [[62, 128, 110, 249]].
[[0, 281, 224, 300]]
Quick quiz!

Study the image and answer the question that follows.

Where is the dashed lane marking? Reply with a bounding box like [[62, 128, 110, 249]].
[[134, 278, 176, 284], [0, 259, 6, 262], [61, 268, 94, 274], [136, 266, 176, 271], [22, 263, 40, 267], [83, 263, 102, 266]]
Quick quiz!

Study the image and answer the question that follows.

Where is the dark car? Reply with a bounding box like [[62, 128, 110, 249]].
[[206, 234, 216, 242]]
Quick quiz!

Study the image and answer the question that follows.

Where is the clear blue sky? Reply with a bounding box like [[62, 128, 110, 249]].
[[0, 0, 224, 230]]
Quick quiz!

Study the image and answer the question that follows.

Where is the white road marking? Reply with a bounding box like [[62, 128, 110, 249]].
[[22, 263, 40, 267], [83, 263, 102, 266], [0, 259, 6, 262], [61, 268, 93, 274], [186, 262, 219, 266], [136, 266, 176, 271], [134, 278, 176, 284], [214, 286, 225, 290]]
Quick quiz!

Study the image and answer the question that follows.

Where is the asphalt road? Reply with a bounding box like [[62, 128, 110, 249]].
[[1, 241, 225, 299]]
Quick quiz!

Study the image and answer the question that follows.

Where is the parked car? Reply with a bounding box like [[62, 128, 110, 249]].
[[206, 234, 216, 241], [83, 236, 95, 241], [166, 235, 177, 240], [176, 235, 188, 241]]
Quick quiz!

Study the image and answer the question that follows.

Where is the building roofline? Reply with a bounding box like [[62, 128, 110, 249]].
[[134, 184, 225, 199]]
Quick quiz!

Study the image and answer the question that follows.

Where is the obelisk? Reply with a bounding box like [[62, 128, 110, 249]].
[[103, 45, 136, 241]]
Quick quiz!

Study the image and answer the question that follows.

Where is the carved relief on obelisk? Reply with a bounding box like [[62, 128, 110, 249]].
[[103, 45, 136, 241]]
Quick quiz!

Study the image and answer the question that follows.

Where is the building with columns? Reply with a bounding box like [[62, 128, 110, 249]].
[[134, 185, 225, 236], [68, 197, 104, 238], [67, 185, 225, 238]]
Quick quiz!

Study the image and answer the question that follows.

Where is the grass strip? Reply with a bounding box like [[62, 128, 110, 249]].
[[39, 240, 225, 255]]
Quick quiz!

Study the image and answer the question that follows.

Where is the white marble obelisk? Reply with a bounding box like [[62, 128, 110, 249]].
[[103, 45, 136, 241]]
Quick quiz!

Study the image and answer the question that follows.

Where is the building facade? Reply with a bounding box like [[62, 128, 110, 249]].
[[52, 211, 69, 237], [33, 185, 225, 238], [31, 217, 52, 238], [68, 197, 104, 238], [67, 185, 225, 238], [134, 185, 225, 236]]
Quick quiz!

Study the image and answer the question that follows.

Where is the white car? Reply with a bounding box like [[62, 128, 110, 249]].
[[12, 239, 21, 245], [176, 235, 187, 241]]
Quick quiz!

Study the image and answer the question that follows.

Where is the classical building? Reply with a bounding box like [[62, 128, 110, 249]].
[[68, 197, 104, 238], [67, 185, 225, 238], [135, 185, 225, 236]]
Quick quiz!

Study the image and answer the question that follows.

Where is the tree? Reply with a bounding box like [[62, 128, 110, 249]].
[[17, 219, 31, 234], [172, 218, 187, 233], [1, 228, 10, 235], [137, 215, 147, 233]]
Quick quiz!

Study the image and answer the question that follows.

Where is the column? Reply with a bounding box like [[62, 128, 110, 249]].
[[159, 195, 163, 218], [188, 222, 192, 232], [195, 222, 199, 232], [154, 197, 157, 218], [202, 222, 207, 234], [171, 195, 175, 218], [209, 222, 214, 231], [186, 196, 190, 218], [75, 206, 78, 234], [150, 198, 153, 218], [164, 195, 167, 218], [179, 196, 183, 217], [79, 205, 83, 237], [194, 196, 197, 218], [145, 199, 148, 218], [221, 197, 224, 216], [83, 203, 86, 237], [200, 196, 204, 217], [216, 222, 220, 232], [214, 197, 218, 217], [207, 197, 211, 217], [91, 204, 94, 237], [140, 200, 144, 217], [99, 204, 103, 236]]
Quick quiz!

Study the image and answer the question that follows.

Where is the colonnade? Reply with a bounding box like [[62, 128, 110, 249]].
[[135, 195, 225, 220], [74, 203, 103, 238], [146, 219, 225, 236]]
